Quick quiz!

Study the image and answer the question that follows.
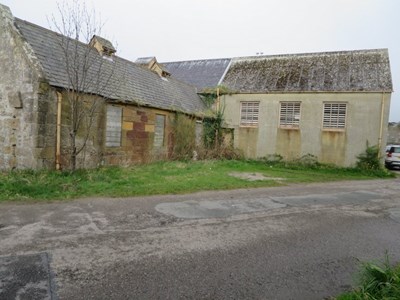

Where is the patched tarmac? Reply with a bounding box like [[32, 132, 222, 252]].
[[0, 252, 57, 300], [155, 190, 382, 219]]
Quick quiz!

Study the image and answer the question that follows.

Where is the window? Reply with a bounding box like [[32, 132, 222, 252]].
[[240, 101, 259, 126], [154, 114, 165, 149], [106, 106, 122, 147], [279, 102, 301, 128], [323, 103, 347, 129]]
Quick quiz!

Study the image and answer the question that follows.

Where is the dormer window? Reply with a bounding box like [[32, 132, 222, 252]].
[[89, 35, 116, 56], [135, 57, 171, 78]]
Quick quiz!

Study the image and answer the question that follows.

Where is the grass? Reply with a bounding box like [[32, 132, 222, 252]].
[[336, 255, 400, 300], [0, 159, 394, 202]]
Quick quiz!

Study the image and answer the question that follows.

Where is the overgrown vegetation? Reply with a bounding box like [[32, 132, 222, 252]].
[[198, 85, 241, 159], [0, 159, 394, 202], [336, 254, 400, 300], [203, 109, 224, 148], [262, 153, 392, 178], [201, 85, 232, 108], [356, 143, 382, 171], [171, 113, 196, 160]]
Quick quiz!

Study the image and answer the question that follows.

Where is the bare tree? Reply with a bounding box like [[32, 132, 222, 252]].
[[49, 0, 117, 170]]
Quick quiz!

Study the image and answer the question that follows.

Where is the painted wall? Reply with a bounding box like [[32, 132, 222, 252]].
[[222, 93, 391, 166]]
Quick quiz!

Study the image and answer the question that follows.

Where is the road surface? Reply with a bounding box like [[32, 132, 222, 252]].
[[1, 178, 400, 299]]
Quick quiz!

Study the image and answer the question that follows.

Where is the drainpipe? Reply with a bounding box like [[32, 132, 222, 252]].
[[378, 92, 385, 159], [56, 91, 62, 170], [216, 87, 220, 111]]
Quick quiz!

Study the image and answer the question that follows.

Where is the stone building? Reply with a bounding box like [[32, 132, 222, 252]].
[[0, 4, 205, 170], [1, 3, 394, 170]]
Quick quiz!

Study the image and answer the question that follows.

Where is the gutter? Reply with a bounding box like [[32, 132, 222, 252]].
[[378, 92, 385, 159]]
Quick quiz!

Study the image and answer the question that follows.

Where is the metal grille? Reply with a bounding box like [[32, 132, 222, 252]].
[[240, 102, 259, 126], [323, 103, 347, 129], [279, 102, 301, 127]]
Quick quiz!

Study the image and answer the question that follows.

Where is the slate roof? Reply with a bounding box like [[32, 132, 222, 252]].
[[222, 50, 393, 93], [163, 58, 231, 90], [14, 19, 205, 114]]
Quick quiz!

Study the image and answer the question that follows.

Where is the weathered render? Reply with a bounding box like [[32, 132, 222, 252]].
[[220, 50, 392, 166], [0, 4, 205, 170], [165, 50, 393, 166]]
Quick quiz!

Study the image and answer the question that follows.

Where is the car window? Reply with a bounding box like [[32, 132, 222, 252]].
[[391, 147, 400, 153]]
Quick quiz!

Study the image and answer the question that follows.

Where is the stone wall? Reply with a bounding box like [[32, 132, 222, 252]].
[[58, 92, 106, 170], [104, 104, 194, 165], [0, 5, 50, 170]]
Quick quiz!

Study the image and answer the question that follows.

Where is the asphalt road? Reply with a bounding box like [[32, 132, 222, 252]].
[[1, 177, 400, 299]]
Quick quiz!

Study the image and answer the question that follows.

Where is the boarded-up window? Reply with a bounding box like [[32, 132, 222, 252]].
[[195, 120, 203, 146], [240, 101, 259, 126], [106, 106, 122, 147], [280, 102, 301, 128], [154, 114, 165, 149], [323, 103, 347, 129]]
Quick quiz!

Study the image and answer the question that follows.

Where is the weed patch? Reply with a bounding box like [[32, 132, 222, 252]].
[[335, 254, 400, 300], [0, 160, 394, 202]]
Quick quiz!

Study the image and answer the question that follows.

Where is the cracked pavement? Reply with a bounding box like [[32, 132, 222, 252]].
[[1, 178, 400, 299]]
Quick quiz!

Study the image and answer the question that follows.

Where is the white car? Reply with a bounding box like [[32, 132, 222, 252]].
[[385, 145, 400, 169]]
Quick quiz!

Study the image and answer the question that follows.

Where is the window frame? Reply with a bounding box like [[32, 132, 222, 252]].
[[240, 101, 260, 127], [279, 101, 301, 129], [322, 102, 347, 131]]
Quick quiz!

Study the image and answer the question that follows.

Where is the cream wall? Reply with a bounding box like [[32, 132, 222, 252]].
[[221, 93, 391, 166]]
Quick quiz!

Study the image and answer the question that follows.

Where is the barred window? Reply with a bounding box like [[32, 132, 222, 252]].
[[323, 103, 347, 129], [240, 101, 259, 126], [279, 102, 301, 128]]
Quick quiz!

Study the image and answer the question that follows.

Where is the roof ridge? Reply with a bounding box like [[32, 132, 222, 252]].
[[163, 58, 231, 64], [232, 49, 389, 61]]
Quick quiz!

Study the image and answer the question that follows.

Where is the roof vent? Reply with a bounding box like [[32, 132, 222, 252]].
[[89, 35, 116, 56], [136, 56, 170, 77]]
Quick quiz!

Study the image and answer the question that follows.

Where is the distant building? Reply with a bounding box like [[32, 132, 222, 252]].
[[388, 122, 400, 144], [165, 50, 393, 166]]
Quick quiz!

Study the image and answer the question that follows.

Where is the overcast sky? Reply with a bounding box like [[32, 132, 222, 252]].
[[3, 0, 399, 121]]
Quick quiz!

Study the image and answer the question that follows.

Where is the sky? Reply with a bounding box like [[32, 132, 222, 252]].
[[2, 0, 399, 121]]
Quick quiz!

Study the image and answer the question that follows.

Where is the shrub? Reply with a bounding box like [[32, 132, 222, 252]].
[[171, 113, 196, 160], [356, 143, 382, 171], [336, 254, 400, 300]]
